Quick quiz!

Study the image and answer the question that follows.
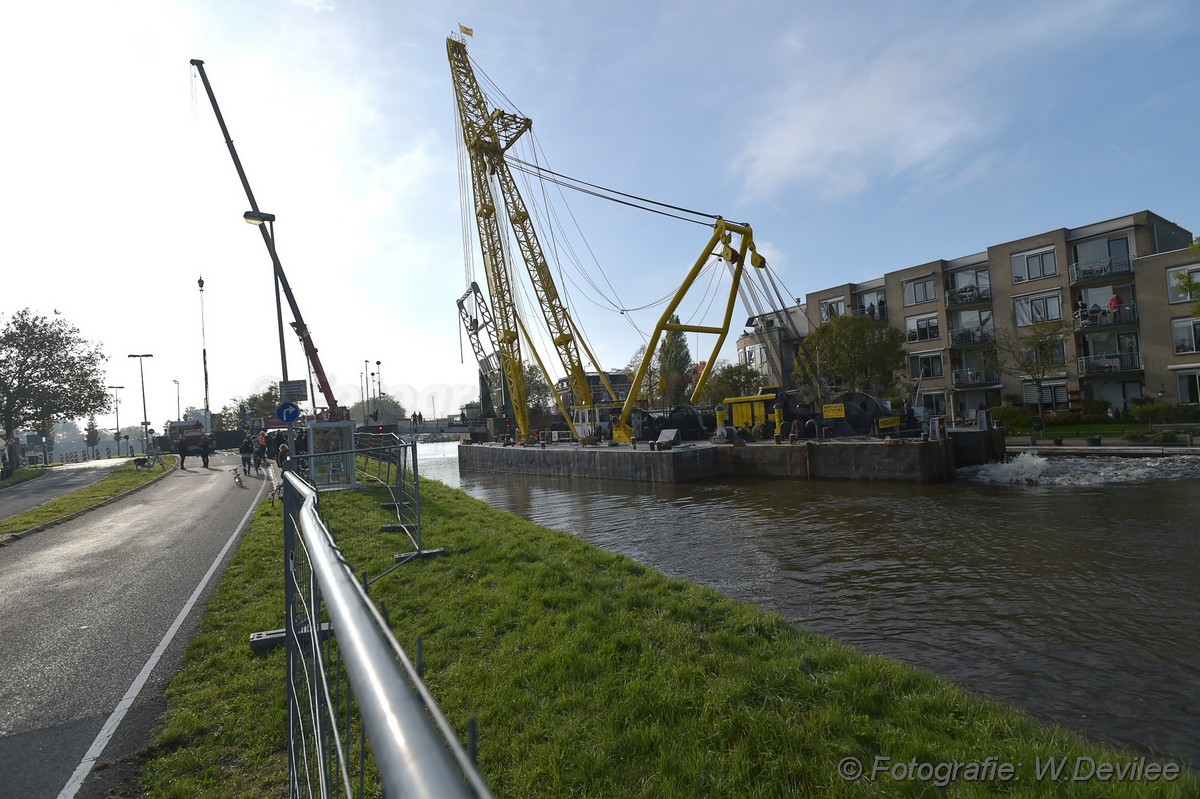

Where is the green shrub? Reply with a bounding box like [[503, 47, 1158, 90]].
[[989, 405, 1030, 429], [1122, 430, 1148, 442], [1152, 430, 1180, 445], [1080, 399, 1111, 415]]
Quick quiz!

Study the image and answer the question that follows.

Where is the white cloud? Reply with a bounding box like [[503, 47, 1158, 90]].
[[733, 0, 1163, 202]]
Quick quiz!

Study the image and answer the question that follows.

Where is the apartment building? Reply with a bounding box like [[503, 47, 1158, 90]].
[[737, 210, 1199, 418]]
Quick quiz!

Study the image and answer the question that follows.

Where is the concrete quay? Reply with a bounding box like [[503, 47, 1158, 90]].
[[458, 428, 1006, 484]]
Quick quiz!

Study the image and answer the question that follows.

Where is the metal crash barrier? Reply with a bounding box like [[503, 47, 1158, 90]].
[[281, 469, 490, 798]]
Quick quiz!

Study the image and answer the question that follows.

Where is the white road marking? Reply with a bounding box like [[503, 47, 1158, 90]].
[[57, 478, 268, 798]]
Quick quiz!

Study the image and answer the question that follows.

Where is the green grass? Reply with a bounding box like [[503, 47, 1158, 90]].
[[131, 479, 1197, 798], [0, 457, 177, 536]]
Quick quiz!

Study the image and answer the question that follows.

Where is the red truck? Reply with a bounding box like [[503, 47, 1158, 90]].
[[164, 420, 212, 454]]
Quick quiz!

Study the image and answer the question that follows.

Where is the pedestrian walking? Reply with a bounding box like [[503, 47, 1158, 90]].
[[238, 436, 254, 475], [199, 437, 211, 469], [176, 437, 188, 470]]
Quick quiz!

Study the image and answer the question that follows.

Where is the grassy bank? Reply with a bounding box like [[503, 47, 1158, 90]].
[[0, 457, 176, 537], [133, 479, 1196, 797]]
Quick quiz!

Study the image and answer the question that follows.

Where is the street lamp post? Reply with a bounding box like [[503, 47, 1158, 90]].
[[107, 385, 124, 455], [128, 354, 153, 454], [243, 211, 288, 383], [244, 210, 295, 460], [198, 276, 211, 433], [172, 379, 181, 421], [360, 362, 366, 426], [376, 360, 382, 421]]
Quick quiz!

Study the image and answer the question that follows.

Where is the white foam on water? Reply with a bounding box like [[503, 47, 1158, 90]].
[[962, 453, 1200, 486]]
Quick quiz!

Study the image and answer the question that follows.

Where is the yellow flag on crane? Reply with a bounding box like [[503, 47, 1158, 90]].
[[459, 24, 474, 37]]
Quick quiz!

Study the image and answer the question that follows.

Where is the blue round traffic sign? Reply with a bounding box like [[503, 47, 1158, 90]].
[[276, 402, 301, 424]]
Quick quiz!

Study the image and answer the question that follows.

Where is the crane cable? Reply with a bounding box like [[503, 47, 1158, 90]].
[[466, 51, 763, 376]]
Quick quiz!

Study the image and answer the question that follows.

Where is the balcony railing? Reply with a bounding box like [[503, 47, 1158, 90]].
[[945, 285, 991, 307], [851, 305, 888, 321], [1072, 303, 1138, 330], [951, 368, 999, 387], [948, 325, 996, 346], [1077, 352, 1143, 375], [1068, 255, 1132, 284]]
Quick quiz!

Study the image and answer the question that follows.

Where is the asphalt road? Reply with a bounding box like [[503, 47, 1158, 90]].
[[0, 451, 270, 798], [0, 460, 133, 522]]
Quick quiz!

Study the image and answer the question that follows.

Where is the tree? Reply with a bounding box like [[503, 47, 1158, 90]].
[[216, 384, 280, 430], [523, 361, 554, 415], [791, 315, 904, 399], [349, 393, 407, 425], [696, 361, 763, 406], [624, 344, 660, 407], [987, 319, 1073, 437], [1, 309, 109, 467], [85, 416, 100, 457], [1175, 238, 1200, 316], [656, 315, 694, 407]]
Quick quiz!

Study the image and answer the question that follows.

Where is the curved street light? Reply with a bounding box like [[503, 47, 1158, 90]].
[[107, 385, 124, 456], [128, 354, 154, 454]]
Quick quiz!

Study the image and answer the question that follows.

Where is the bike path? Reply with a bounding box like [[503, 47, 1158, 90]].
[[0, 460, 133, 522]]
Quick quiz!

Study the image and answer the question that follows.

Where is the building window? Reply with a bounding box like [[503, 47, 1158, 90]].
[[908, 353, 943, 380], [920, 392, 946, 416], [819, 299, 845, 322], [852, 290, 887, 320], [1014, 292, 1062, 326], [1011, 248, 1057, 283], [947, 267, 991, 293], [1073, 235, 1130, 270], [1167, 264, 1200, 304], [903, 277, 936, 306], [1172, 318, 1200, 354], [1027, 339, 1067, 366], [1179, 371, 1200, 405], [1022, 382, 1068, 410], [905, 313, 940, 342], [740, 343, 769, 376]]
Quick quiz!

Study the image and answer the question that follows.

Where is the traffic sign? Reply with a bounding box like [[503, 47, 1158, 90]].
[[280, 380, 309, 402], [276, 402, 302, 424]]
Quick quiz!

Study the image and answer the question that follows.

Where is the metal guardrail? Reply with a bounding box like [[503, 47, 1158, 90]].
[[1068, 255, 1132, 284], [1077, 352, 1143, 374], [281, 466, 490, 798]]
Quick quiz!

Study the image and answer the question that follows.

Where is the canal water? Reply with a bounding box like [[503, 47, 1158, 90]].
[[418, 442, 1200, 767]]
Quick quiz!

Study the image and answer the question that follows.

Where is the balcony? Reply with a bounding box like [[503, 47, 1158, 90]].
[[951, 368, 999, 387], [1077, 352, 1143, 375], [1068, 255, 1132, 285], [851, 304, 888, 321], [948, 325, 996, 347], [945, 285, 991, 308], [1072, 303, 1139, 331]]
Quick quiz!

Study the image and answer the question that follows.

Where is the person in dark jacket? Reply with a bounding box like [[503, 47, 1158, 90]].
[[238, 436, 254, 475], [198, 437, 211, 469], [176, 438, 188, 470]]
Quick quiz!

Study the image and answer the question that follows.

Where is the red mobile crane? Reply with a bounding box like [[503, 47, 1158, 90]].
[[189, 59, 349, 422]]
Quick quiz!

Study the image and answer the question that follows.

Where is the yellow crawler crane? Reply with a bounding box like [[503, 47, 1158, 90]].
[[613, 218, 765, 443], [448, 36, 616, 439]]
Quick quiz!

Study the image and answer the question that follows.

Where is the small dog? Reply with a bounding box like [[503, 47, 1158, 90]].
[[133, 457, 152, 469], [231, 468, 243, 488]]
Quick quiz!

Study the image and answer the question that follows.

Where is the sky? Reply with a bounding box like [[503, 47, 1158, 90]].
[[4, 0, 1199, 437]]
